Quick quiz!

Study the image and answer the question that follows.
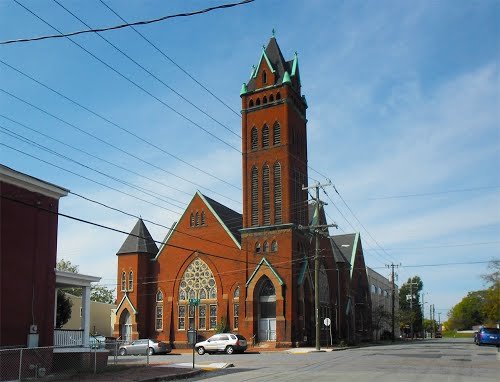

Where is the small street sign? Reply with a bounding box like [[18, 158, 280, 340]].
[[323, 317, 331, 327], [188, 298, 200, 306]]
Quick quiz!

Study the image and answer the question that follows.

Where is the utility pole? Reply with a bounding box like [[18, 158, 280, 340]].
[[408, 277, 418, 340], [386, 263, 400, 342], [302, 181, 336, 351]]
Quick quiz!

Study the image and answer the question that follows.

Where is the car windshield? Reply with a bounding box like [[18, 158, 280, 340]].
[[236, 335, 246, 340], [483, 328, 499, 334]]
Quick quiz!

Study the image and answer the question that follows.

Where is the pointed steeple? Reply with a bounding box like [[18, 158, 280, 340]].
[[282, 70, 291, 84], [116, 218, 158, 256], [240, 82, 248, 96]]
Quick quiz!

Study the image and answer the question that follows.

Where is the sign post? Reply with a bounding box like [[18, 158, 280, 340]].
[[188, 298, 200, 368], [324, 317, 332, 348]]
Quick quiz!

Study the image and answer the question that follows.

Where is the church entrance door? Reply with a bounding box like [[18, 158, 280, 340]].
[[258, 277, 276, 341]]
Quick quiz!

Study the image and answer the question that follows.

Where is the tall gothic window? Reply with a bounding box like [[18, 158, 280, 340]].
[[273, 122, 281, 145], [128, 271, 133, 291], [233, 286, 239, 330], [251, 127, 258, 150], [156, 290, 163, 331], [251, 166, 259, 226], [262, 125, 270, 148], [201, 211, 206, 225], [262, 70, 267, 84], [121, 272, 126, 291], [190, 213, 195, 227], [262, 164, 270, 225], [273, 162, 282, 224]]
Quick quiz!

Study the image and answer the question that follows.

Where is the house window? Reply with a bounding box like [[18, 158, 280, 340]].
[[251, 166, 259, 226], [199, 304, 207, 330], [156, 290, 163, 302], [233, 303, 239, 330], [121, 272, 126, 291], [234, 286, 240, 299], [190, 213, 195, 227], [178, 305, 186, 330], [80, 307, 83, 317], [273, 162, 282, 223], [269, 94, 274, 102], [210, 304, 217, 329], [262, 164, 270, 225], [128, 271, 133, 291], [256, 98, 261, 106], [262, 125, 269, 148], [263, 241, 269, 253], [273, 122, 281, 145], [249, 99, 254, 107], [262, 70, 267, 84], [201, 211, 206, 225], [255, 242, 261, 253], [271, 240, 278, 252], [155, 305, 163, 331], [251, 127, 258, 150], [276, 92, 281, 100], [188, 305, 195, 329], [263, 96, 268, 104]]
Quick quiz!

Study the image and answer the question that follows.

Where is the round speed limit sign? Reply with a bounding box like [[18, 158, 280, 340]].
[[323, 318, 331, 327]]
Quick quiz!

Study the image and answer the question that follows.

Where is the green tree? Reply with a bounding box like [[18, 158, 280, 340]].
[[372, 305, 391, 340], [56, 289, 72, 328], [399, 276, 424, 336], [481, 260, 499, 325], [446, 290, 486, 330], [56, 259, 115, 304]]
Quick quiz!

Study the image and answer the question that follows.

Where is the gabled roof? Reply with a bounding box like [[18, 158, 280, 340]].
[[116, 293, 138, 315], [116, 218, 158, 256], [330, 233, 357, 264], [246, 257, 284, 287], [246, 37, 300, 92], [199, 192, 242, 247]]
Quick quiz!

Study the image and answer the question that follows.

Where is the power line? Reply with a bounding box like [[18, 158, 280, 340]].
[[97, 0, 241, 118], [12, 0, 240, 152], [0, 59, 241, 191], [364, 241, 500, 251], [1, 0, 254, 45], [367, 186, 500, 200], [0, 87, 240, 204], [52, 0, 241, 139]]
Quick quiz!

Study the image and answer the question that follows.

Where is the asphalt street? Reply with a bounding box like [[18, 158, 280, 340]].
[[128, 338, 499, 382]]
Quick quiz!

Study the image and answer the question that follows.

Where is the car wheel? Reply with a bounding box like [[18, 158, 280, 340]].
[[119, 348, 127, 356], [225, 346, 234, 355], [197, 347, 205, 355], [148, 347, 154, 356]]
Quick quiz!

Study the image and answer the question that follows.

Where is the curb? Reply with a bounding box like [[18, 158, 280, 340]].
[[137, 369, 204, 382]]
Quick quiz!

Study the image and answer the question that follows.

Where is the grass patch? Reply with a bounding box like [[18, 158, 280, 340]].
[[442, 331, 474, 338]]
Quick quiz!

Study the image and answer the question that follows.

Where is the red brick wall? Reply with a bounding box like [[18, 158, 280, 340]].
[[0, 182, 60, 347]]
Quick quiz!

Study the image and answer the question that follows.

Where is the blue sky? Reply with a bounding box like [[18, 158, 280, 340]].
[[1, 0, 498, 322]]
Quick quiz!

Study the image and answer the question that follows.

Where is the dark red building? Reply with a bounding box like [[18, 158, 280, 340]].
[[0, 164, 68, 347], [113, 37, 371, 347]]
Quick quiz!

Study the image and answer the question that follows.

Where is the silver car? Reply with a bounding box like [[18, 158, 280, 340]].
[[195, 333, 247, 355], [118, 339, 170, 356]]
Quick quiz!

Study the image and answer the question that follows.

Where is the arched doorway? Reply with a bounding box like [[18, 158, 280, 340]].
[[119, 309, 132, 342], [258, 277, 276, 341]]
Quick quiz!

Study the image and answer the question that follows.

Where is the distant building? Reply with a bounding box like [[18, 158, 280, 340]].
[[367, 267, 400, 340], [61, 294, 117, 336]]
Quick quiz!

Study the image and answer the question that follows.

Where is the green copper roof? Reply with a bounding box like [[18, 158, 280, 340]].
[[253, 48, 276, 78], [282, 70, 291, 84], [246, 257, 284, 287], [240, 82, 248, 96], [297, 256, 309, 286], [291, 52, 298, 76]]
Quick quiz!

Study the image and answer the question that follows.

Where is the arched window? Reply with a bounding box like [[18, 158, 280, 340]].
[[156, 290, 163, 331], [271, 240, 278, 252], [195, 212, 200, 226], [262, 164, 270, 225], [273, 162, 282, 223], [251, 166, 258, 226], [128, 271, 133, 291], [263, 241, 269, 252], [262, 70, 267, 84], [121, 271, 126, 291], [262, 125, 269, 148], [233, 286, 240, 299], [263, 96, 268, 104], [269, 94, 274, 102], [255, 242, 261, 253], [273, 122, 281, 145], [233, 286, 240, 329], [276, 92, 281, 100], [201, 211, 206, 226], [256, 98, 261, 106], [251, 127, 258, 150], [156, 290, 163, 302], [179, 258, 217, 315], [249, 99, 254, 107], [190, 213, 195, 227]]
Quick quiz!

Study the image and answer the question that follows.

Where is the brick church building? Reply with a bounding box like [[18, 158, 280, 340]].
[[113, 37, 371, 347]]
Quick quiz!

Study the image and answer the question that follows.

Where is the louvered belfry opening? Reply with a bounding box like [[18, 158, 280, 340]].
[[262, 124, 270, 148], [273, 162, 282, 224], [251, 166, 259, 226], [251, 127, 258, 150], [273, 122, 281, 145], [263, 164, 270, 225]]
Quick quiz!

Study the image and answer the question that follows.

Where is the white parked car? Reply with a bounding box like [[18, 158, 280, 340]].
[[195, 333, 247, 355]]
